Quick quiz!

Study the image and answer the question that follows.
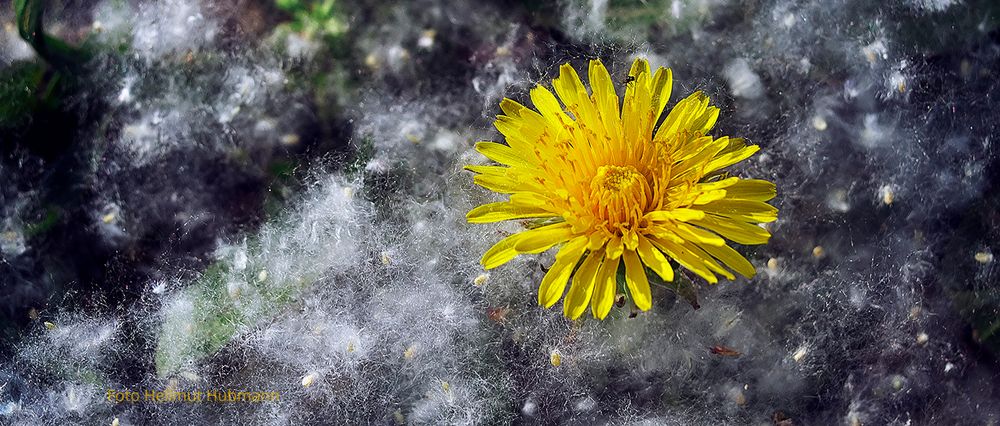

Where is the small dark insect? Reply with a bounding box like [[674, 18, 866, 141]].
[[709, 345, 742, 357], [622, 74, 636, 87], [614, 293, 626, 308]]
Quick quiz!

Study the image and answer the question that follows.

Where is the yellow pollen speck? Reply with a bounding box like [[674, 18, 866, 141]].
[[364, 53, 379, 69], [812, 246, 825, 259], [102, 212, 116, 224], [380, 251, 392, 265], [112, 417, 119, 426], [302, 373, 317, 387], [812, 115, 828, 131], [879, 185, 895, 205], [256, 269, 268, 283], [975, 251, 993, 264], [473, 273, 489, 286], [549, 350, 562, 367], [280, 134, 301, 146], [347, 341, 356, 353], [441, 381, 451, 393], [891, 375, 905, 391], [916, 332, 929, 345], [767, 258, 779, 272], [44, 321, 56, 330], [404, 345, 417, 359], [792, 346, 808, 362]]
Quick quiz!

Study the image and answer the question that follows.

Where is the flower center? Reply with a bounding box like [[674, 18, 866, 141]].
[[591, 165, 650, 234]]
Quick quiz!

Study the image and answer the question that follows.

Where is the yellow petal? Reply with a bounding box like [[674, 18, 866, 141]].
[[696, 241, 756, 278], [605, 236, 624, 259], [694, 177, 739, 192], [636, 235, 673, 282], [694, 200, 779, 223], [655, 91, 711, 140], [480, 232, 527, 269], [563, 249, 603, 319], [530, 84, 568, 125], [467, 202, 553, 224], [513, 223, 574, 253], [669, 136, 727, 180], [591, 254, 620, 319], [552, 63, 599, 129], [473, 173, 525, 193], [499, 98, 528, 117], [538, 236, 588, 307], [725, 179, 777, 201], [645, 208, 706, 223], [475, 141, 535, 168], [623, 63, 653, 147], [678, 239, 736, 280], [623, 250, 652, 311], [588, 59, 623, 147], [692, 189, 728, 205], [689, 215, 772, 245], [509, 192, 551, 207], [673, 222, 726, 246], [649, 237, 719, 284], [704, 144, 760, 174], [649, 66, 673, 123]]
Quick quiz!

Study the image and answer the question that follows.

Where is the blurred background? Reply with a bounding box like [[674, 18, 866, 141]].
[[1, 0, 998, 424]]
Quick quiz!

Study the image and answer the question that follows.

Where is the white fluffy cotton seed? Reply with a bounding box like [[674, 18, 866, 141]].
[[723, 58, 764, 99], [827, 189, 851, 212], [522, 399, 538, 416], [417, 30, 436, 49], [574, 396, 597, 412]]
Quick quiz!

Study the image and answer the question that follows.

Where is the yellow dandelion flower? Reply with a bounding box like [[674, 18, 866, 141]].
[[466, 58, 777, 320]]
